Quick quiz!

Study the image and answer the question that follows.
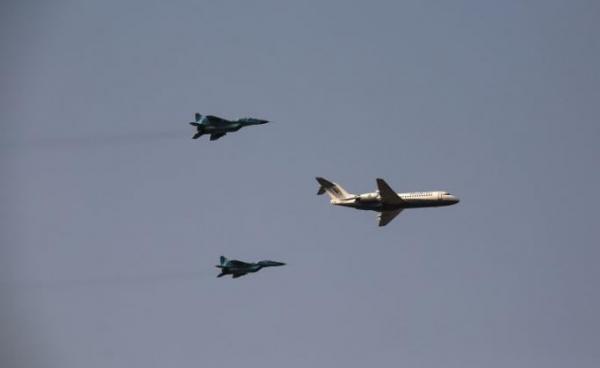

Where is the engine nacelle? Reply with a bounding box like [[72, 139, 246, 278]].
[[355, 193, 379, 202]]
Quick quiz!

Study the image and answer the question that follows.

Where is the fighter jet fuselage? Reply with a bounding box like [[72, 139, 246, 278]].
[[216, 256, 285, 278], [189, 113, 269, 141], [316, 177, 459, 226]]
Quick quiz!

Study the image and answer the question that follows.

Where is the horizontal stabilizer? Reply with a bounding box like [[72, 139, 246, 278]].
[[316, 177, 331, 195]]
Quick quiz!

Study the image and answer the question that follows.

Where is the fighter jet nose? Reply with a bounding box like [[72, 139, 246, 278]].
[[258, 260, 286, 267]]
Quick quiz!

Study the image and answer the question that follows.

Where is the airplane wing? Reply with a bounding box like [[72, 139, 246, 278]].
[[205, 115, 229, 124], [378, 209, 403, 227], [232, 273, 247, 279], [210, 132, 227, 141], [376, 178, 404, 205]]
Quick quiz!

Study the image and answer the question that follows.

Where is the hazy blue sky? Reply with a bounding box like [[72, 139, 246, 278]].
[[2, 1, 599, 367]]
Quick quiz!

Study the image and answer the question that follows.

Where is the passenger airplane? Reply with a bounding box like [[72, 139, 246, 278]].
[[316, 177, 459, 226]]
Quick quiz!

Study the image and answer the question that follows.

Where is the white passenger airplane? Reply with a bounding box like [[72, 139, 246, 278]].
[[316, 177, 460, 226]]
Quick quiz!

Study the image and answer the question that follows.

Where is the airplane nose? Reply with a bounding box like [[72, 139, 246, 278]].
[[445, 194, 459, 204]]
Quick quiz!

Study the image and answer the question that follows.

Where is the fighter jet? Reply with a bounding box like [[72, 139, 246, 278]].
[[316, 177, 460, 226], [189, 113, 269, 141], [216, 256, 286, 278]]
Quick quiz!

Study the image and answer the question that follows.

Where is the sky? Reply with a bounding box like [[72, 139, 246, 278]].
[[1, 1, 599, 367]]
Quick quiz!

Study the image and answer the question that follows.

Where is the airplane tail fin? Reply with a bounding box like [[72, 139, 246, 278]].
[[216, 256, 228, 268], [315, 177, 354, 200], [195, 113, 202, 122]]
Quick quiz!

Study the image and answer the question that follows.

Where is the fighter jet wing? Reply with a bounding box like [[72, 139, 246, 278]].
[[205, 115, 229, 125], [232, 273, 247, 279], [376, 178, 405, 205], [210, 132, 227, 141], [378, 209, 403, 227]]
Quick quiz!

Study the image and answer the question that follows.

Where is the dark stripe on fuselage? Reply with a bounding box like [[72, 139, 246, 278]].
[[340, 200, 455, 211]]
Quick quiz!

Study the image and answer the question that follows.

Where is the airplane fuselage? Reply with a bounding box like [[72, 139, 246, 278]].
[[217, 258, 286, 278], [219, 264, 261, 275], [197, 119, 243, 133], [316, 177, 459, 226], [334, 191, 459, 212], [190, 114, 269, 140]]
